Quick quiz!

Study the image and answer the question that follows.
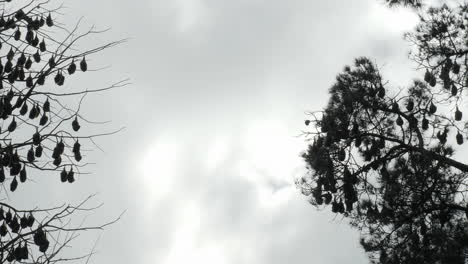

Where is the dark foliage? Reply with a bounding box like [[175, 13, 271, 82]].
[[298, 2, 468, 263], [384, 0, 423, 8]]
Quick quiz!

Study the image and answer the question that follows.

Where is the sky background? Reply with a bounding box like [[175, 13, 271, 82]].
[[7, 0, 430, 263]]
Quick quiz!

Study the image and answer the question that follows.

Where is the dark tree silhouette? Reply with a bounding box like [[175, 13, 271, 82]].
[[298, 2, 468, 263], [0, 1, 126, 263], [383, 0, 423, 8]]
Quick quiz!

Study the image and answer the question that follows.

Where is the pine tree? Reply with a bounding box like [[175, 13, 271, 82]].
[[299, 2, 468, 263]]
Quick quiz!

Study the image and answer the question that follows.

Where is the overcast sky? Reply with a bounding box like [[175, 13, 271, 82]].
[[9, 0, 426, 263]]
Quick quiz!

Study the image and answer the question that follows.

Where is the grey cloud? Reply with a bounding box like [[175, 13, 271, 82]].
[[8, 0, 421, 263]]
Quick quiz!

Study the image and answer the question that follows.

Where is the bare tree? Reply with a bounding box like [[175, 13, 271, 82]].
[[0, 0, 126, 263]]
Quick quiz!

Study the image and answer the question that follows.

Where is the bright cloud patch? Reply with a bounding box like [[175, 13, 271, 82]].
[[174, 0, 209, 33], [139, 137, 180, 202]]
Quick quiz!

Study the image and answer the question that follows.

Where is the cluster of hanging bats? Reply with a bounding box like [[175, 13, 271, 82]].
[[0, 206, 43, 262], [0, 5, 92, 260], [422, 57, 465, 145]]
